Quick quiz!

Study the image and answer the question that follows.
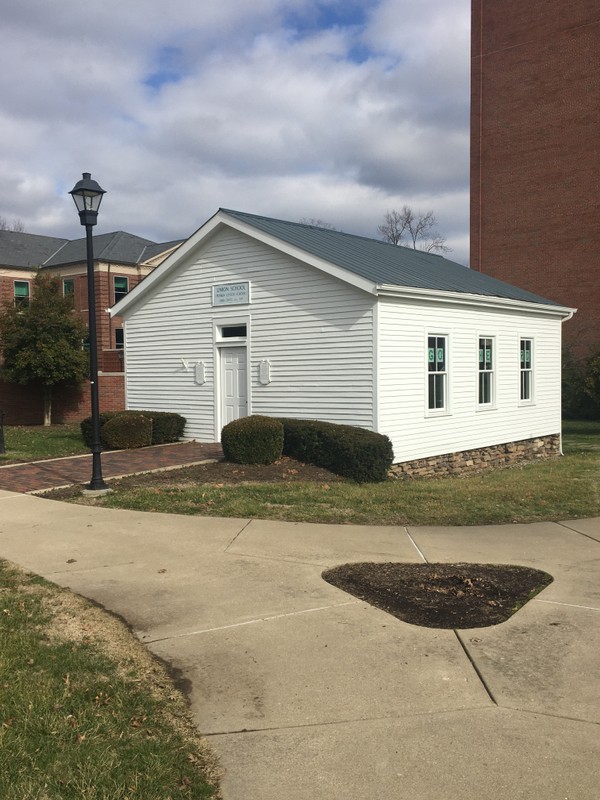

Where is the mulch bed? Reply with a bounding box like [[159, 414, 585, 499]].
[[48, 456, 344, 499], [322, 562, 553, 629]]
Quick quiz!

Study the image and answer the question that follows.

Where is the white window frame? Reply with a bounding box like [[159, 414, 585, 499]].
[[426, 334, 449, 415], [519, 338, 534, 404], [478, 336, 495, 409]]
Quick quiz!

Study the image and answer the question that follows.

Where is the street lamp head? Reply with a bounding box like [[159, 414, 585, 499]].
[[70, 172, 106, 227]]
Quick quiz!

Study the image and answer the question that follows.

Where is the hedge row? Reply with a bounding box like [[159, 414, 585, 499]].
[[221, 415, 393, 483], [81, 410, 186, 450], [279, 417, 393, 483]]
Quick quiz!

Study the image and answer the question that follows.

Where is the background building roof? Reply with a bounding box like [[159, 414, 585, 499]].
[[42, 231, 183, 267], [0, 230, 68, 269], [0, 229, 182, 270]]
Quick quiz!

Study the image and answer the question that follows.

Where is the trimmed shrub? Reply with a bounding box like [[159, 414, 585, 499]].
[[221, 415, 284, 465], [146, 411, 186, 444], [278, 417, 393, 483], [80, 411, 120, 449], [101, 413, 152, 449], [81, 410, 186, 448]]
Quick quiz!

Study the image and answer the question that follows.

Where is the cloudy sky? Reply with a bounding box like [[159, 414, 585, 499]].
[[0, 0, 472, 263]]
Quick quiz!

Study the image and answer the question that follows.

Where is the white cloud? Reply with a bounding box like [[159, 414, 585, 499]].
[[0, 0, 471, 263]]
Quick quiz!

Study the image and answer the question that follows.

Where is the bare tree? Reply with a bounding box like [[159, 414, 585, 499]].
[[377, 206, 450, 253], [0, 216, 25, 232], [299, 217, 338, 231]]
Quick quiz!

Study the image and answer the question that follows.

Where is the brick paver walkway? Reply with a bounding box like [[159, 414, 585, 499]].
[[0, 442, 223, 494]]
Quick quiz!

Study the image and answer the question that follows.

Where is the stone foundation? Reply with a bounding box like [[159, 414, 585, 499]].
[[389, 434, 561, 480]]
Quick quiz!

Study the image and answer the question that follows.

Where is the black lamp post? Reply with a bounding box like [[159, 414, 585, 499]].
[[70, 172, 109, 491]]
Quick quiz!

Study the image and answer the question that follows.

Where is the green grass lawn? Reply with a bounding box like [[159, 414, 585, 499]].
[[73, 420, 600, 527], [0, 424, 89, 463], [0, 561, 219, 800]]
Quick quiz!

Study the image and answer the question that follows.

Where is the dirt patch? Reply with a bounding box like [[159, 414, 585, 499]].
[[48, 456, 343, 499], [322, 562, 553, 629]]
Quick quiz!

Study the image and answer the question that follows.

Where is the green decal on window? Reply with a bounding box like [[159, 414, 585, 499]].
[[428, 348, 435, 362], [486, 349, 491, 364], [437, 348, 444, 362], [479, 349, 483, 363]]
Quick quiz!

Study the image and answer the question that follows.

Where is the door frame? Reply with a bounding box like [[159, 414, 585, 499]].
[[213, 316, 251, 440]]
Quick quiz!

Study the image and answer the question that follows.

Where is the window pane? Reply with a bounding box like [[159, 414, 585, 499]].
[[479, 338, 492, 371], [479, 372, 492, 404], [429, 373, 445, 410], [428, 337, 436, 371], [114, 276, 129, 303], [521, 371, 531, 401], [14, 281, 29, 307], [221, 325, 247, 338], [115, 328, 124, 349]]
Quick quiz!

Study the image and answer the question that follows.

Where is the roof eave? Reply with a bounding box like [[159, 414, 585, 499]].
[[376, 284, 576, 318]]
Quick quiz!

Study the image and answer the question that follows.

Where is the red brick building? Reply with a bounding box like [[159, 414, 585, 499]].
[[471, 0, 599, 356], [0, 230, 181, 424]]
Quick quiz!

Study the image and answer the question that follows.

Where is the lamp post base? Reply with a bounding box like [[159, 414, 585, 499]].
[[82, 486, 113, 497]]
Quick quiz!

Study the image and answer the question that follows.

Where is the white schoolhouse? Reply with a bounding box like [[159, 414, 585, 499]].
[[111, 209, 574, 472]]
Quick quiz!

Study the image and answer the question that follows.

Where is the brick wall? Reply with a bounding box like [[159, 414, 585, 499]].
[[52, 374, 126, 424], [471, 0, 600, 357], [0, 380, 43, 425], [0, 375, 125, 425]]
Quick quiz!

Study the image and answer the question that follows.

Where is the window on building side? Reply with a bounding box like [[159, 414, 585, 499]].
[[478, 337, 494, 406], [113, 276, 129, 304], [428, 335, 447, 411], [520, 339, 533, 401], [14, 280, 30, 308], [115, 328, 124, 350], [63, 278, 75, 305]]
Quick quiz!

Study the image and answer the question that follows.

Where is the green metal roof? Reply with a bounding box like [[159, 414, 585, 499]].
[[221, 209, 562, 307]]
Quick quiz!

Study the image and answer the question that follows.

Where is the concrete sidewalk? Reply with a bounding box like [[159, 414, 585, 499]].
[[0, 490, 598, 799]]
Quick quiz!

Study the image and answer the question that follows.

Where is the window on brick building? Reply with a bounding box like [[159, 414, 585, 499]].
[[113, 276, 129, 304], [427, 335, 448, 411], [63, 278, 75, 305], [14, 280, 30, 308], [115, 328, 124, 349], [520, 339, 533, 402], [478, 337, 494, 407]]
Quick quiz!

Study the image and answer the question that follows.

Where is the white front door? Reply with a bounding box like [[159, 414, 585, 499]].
[[220, 347, 248, 425]]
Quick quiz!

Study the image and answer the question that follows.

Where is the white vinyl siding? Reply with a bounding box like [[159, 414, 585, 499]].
[[122, 228, 375, 441], [377, 297, 562, 463]]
